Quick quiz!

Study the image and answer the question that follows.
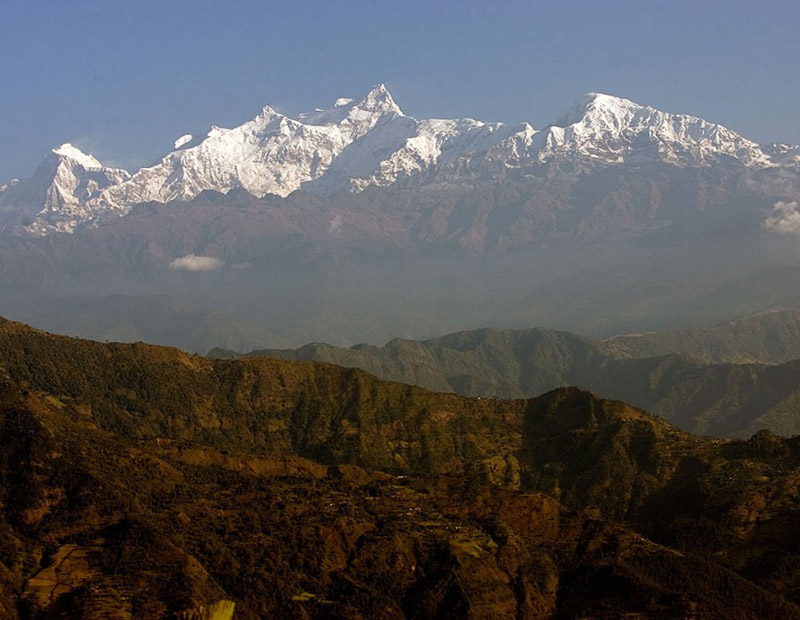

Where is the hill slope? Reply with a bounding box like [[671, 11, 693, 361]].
[[215, 313, 800, 437], [4, 319, 800, 616], [607, 306, 800, 363]]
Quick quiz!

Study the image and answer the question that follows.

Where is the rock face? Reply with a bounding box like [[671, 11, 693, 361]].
[[4, 85, 798, 234]]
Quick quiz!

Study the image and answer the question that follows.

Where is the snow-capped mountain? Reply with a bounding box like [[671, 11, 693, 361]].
[[4, 85, 798, 235], [535, 92, 775, 168], [0, 144, 130, 233], [95, 84, 404, 211]]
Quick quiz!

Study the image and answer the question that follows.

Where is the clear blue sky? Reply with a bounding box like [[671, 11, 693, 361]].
[[1, 0, 799, 181]]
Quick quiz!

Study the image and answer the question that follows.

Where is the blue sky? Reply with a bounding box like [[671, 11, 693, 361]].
[[1, 0, 799, 181]]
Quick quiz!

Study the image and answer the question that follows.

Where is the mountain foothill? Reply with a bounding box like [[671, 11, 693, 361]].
[[2, 317, 800, 617]]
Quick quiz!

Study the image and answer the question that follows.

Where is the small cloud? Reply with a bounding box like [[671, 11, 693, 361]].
[[170, 254, 225, 271], [174, 134, 193, 149], [329, 215, 343, 235], [764, 201, 800, 236]]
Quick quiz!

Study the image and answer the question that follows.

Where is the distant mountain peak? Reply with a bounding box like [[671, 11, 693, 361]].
[[540, 91, 772, 169], [554, 92, 644, 128], [257, 104, 280, 119], [583, 92, 640, 107], [206, 125, 229, 138], [0, 143, 131, 233], [359, 83, 403, 116], [3, 85, 797, 235], [51, 143, 103, 169], [297, 84, 404, 127]]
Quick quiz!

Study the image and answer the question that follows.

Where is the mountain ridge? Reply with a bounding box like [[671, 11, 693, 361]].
[[210, 307, 800, 438], [4, 316, 800, 616], [4, 85, 797, 235], [0, 143, 130, 233]]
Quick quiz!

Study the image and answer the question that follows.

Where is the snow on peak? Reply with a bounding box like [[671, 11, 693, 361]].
[[91, 85, 409, 210], [258, 105, 279, 119], [206, 125, 229, 138], [174, 134, 193, 149], [297, 84, 404, 127], [359, 83, 403, 116], [6, 85, 797, 236], [0, 143, 130, 234], [52, 143, 103, 169], [554, 93, 644, 129], [541, 92, 771, 168]]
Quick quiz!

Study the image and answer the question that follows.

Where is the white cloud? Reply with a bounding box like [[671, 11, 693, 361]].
[[169, 254, 225, 271], [764, 201, 800, 236]]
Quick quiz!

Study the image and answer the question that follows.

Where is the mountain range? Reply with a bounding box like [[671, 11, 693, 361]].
[[211, 306, 800, 438], [5, 84, 800, 618], [4, 317, 800, 617], [3, 84, 799, 235], [2, 84, 800, 350]]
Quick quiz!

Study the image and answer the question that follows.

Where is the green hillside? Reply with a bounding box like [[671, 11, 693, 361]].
[[214, 312, 800, 437]]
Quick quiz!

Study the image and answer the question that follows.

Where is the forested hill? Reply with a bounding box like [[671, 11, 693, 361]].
[[213, 313, 800, 438], [3, 317, 800, 617]]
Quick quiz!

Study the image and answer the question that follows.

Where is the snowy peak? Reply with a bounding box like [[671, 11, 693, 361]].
[[50, 143, 104, 169], [257, 105, 280, 120], [358, 83, 403, 117], [4, 85, 800, 235], [297, 84, 404, 128], [93, 84, 411, 212], [325, 83, 403, 121], [555, 92, 644, 130], [0, 144, 130, 233], [337, 84, 404, 138], [539, 92, 772, 168]]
